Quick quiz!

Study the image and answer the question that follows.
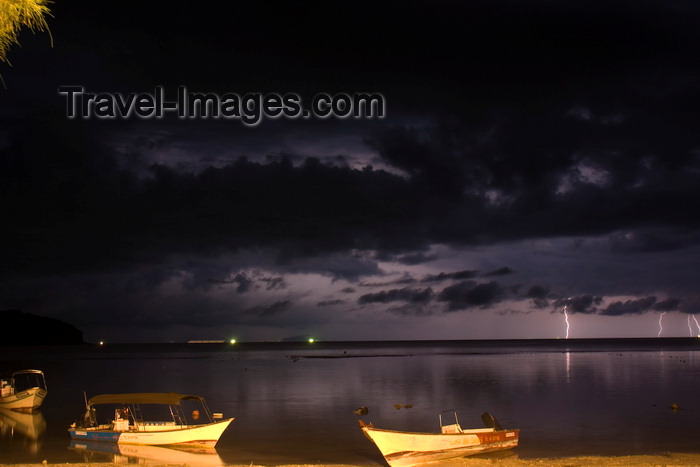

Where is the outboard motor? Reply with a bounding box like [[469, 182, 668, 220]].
[[481, 412, 502, 431]]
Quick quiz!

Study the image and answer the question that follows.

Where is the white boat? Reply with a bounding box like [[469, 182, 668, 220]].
[[68, 392, 234, 448], [359, 411, 519, 467], [0, 370, 48, 412]]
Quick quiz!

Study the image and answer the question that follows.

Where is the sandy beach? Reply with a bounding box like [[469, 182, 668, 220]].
[[6, 453, 700, 467]]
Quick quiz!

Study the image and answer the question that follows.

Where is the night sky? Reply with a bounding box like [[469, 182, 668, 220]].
[[2, 0, 700, 343]]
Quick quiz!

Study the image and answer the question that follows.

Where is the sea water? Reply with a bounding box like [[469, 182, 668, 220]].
[[1, 339, 699, 465]]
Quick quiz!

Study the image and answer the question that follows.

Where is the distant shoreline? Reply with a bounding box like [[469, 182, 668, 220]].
[[5, 336, 700, 347], [12, 336, 699, 345]]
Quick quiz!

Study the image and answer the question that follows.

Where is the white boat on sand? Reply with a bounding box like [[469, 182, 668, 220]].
[[359, 411, 519, 467], [0, 370, 47, 412], [68, 392, 233, 448]]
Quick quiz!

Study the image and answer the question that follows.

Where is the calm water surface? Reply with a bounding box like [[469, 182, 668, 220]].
[[1, 339, 699, 465]]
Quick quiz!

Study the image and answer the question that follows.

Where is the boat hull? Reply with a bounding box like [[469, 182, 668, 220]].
[[69, 418, 234, 448], [0, 387, 47, 412], [360, 423, 519, 467]]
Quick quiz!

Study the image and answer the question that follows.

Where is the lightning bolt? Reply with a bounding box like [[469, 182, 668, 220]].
[[688, 315, 693, 337], [693, 315, 700, 338], [564, 306, 570, 339], [657, 312, 666, 337]]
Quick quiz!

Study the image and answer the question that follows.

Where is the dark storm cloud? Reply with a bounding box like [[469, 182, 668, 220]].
[[260, 276, 287, 291], [208, 273, 254, 293], [395, 252, 439, 265], [282, 253, 383, 282], [364, 126, 468, 201], [483, 267, 513, 277], [421, 268, 512, 284], [201, 271, 288, 293], [678, 297, 700, 315], [358, 287, 434, 305], [526, 285, 551, 310], [526, 286, 550, 300], [5, 0, 700, 282], [437, 281, 504, 311], [554, 295, 603, 314], [653, 298, 682, 312], [608, 230, 700, 254], [550, 295, 682, 317], [4, 0, 700, 340], [233, 273, 254, 293], [0, 120, 428, 277], [599, 296, 658, 316], [368, 112, 700, 245], [422, 271, 479, 283]]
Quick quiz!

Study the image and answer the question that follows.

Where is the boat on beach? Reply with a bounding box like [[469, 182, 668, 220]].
[[0, 369, 48, 412], [359, 411, 519, 467], [68, 392, 233, 448]]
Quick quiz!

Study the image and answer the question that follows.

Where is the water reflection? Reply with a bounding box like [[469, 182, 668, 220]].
[[0, 408, 46, 453], [1, 341, 698, 463], [69, 440, 225, 466]]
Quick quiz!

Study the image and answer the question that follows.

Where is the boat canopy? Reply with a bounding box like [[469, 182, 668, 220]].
[[12, 369, 45, 376], [87, 392, 206, 406]]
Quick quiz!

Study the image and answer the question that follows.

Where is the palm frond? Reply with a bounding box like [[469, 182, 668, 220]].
[[0, 0, 53, 65]]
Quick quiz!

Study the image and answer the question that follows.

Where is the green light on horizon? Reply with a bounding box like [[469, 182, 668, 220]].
[[230, 338, 237, 344], [308, 338, 315, 343]]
